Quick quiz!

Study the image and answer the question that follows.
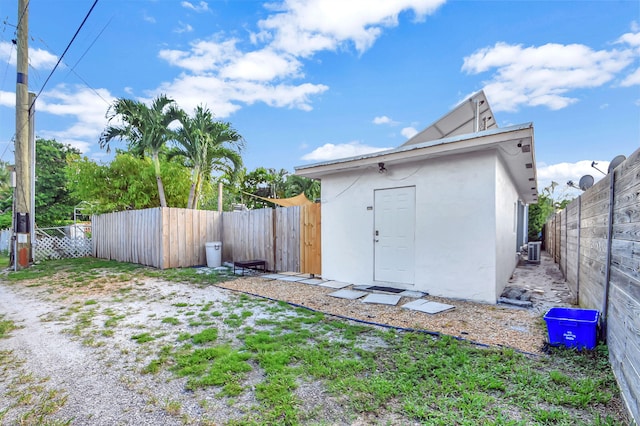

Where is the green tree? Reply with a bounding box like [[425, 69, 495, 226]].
[[99, 94, 180, 208], [241, 167, 274, 208], [0, 160, 12, 229], [35, 138, 81, 227], [283, 174, 320, 201], [528, 182, 572, 241], [67, 152, 190, 214], [171, 106, 244, 209]]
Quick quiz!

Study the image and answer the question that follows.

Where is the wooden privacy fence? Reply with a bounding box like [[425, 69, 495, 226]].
[[92, 204, 321, 275], [545, 147, 639, 423], [93, 208, 222, 269]]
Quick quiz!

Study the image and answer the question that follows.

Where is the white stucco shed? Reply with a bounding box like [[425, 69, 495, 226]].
[[295, 92, 537, 304]]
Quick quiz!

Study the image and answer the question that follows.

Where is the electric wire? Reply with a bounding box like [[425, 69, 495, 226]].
[[15, 0, 30, 38], [37, 34, 111, 106], [29, 0, 100, 110], [1, 0, 103, 163]]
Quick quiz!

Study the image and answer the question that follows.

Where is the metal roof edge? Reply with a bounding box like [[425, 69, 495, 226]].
[[295, 122, 533, 173]]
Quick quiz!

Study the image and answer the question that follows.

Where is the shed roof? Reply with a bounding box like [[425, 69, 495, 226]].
[[295, 122, 538, 204], [402, 90, 497, 146]]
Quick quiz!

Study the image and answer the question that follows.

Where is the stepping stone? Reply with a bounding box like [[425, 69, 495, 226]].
[[362, 294, 401, 305], [328, 289, 368, 300], [261, 274, 287, 280], [352, 285, 372, 291], [279, 271, 302, 276], [367, 286, 404, 293], [399, 290, 425, 298], [299, 278, 325, 285], [498, 297, 533, 308], [277, 275, 307, 282], [320, 281, 351, 289], [402, 299, 455, 314]]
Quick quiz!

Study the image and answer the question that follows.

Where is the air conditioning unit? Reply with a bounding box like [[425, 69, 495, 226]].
[[528, 242, 541, 263]]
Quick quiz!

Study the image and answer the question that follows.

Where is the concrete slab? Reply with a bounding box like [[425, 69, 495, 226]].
[[277, 275, 307, 282], [320, 281, 351, 289], [352, 285, 372, 291], [279, 271, 302, 276], [402, 299, 455, 314], [299, 278, 326, 285], [361, 294, 401, 305], [262, 274, 288, 280], [328, 289, 367, 300], [399, 290, 426, 298]]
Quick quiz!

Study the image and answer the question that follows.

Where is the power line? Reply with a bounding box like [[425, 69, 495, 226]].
[[15, 0, 30, 37], [30, 0, 100, 109]]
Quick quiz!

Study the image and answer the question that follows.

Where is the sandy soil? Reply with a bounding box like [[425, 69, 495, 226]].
[[0, 251, 576, 425]]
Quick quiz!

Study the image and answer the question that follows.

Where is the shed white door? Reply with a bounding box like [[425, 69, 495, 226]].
[[374, 186, 415, 285]]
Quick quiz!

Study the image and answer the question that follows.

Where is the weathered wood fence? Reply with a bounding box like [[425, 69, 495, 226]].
[[545, 147, 639, 423], [92, 204, 321, 274]]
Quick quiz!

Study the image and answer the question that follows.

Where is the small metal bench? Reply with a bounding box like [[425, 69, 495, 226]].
[[233, 259, 267, 275]]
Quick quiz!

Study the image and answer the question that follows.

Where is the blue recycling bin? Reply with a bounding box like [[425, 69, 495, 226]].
[[543, 307, 599, 350]]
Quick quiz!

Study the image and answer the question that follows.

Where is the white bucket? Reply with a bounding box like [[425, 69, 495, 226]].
[[205, 241, 222, 268]]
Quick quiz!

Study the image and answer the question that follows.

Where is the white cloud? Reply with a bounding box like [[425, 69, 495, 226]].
[[0, 41, 58, 70], [256, 0, 445, 57], [401, 126, 418, 139], [616, 31, 640, 47], [220, 49, 303, 81], [536, 160, 608, 199], [157, 1, 445, 116], [142, 11, 156, 24], [154, 74, 328, 117], [174, 21, 194, 34], [621, 67, 640, 86], [301, 140, 391, 161], [181, 1, 209, 13], [372, 115, 398, 125], [36, 85, 115, 154], [0, 90, 14, 108], [159, 39, 239, 73], [462, 41, 634, 112]]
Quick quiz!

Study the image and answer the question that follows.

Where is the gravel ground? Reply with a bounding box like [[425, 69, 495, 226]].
[[0, 251, 576, 424], [216, 251, 573, 355]]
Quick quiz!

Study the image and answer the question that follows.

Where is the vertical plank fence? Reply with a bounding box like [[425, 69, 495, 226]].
[[93, 208, 222, 269], [222, 208, 275, 271], [544, 147, 640, 423], [93, 204, 322, 274]]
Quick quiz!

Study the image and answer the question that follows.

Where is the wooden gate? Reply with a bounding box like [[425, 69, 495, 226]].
[[300, 203, 321, 275]]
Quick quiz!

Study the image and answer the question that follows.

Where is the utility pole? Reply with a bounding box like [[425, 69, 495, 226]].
[[14, 0, 31, 269]]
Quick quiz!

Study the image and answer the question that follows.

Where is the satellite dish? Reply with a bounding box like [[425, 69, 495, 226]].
[[578, 175, 594, 191], [608, 155, 626, 173]]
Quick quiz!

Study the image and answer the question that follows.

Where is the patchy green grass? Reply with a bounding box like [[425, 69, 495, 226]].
[[0, 350, 71, 425], [0, 315, 19, 338], [161, 317, 181, 326], [131, 332, 156, 344], [2, 257, 627, 425], [145, 303, 625, 425]]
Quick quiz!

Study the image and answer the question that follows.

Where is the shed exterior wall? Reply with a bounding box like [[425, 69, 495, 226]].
[[494, 155, 521, 298], [320, 151, 500, 303]]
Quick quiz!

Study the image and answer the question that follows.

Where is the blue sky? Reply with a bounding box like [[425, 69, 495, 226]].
[[0, 0, 638, 200]]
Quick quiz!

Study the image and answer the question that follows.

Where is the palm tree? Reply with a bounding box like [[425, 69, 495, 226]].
[[172, 105, 244, 209], [284, 174, 320, 201], [99, 94, 180, 208]]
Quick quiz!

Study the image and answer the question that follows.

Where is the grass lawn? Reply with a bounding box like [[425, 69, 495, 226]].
[[1, 257, 629, 425]]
